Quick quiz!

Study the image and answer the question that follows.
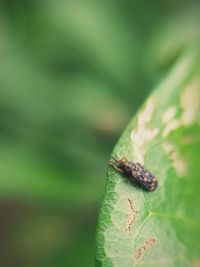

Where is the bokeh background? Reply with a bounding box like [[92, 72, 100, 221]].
[[0, 1, 199, 267]]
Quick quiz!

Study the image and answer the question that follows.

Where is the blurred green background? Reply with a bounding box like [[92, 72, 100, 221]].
[[0, 1, 199, 267]]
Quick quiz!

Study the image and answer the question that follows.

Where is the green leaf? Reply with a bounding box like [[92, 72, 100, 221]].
[[96, 47, 200, 267]]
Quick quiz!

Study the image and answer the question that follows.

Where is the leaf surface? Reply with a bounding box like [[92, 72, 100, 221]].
[[96, 48, 200, 267]]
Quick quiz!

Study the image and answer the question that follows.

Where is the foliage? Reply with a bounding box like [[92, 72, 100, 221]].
[[0, 1, 199, 267], [96, 48, 200, 266]]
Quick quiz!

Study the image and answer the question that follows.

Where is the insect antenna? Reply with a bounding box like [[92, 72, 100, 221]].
[[108, 156, 118, 166], [108, 158, 122, 172], [111, 156, 118, 162], [108, 160, 115, 166]]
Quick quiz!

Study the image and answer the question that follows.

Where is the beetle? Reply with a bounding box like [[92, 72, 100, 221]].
[[108, 156, 158, 192]]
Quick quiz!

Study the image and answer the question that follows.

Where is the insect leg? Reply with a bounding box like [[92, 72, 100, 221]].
[[108, 161, 122, 173]]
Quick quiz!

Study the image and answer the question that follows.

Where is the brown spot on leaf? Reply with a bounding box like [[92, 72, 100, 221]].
[[124, 198, 138, 233], [134, 237, 156, 260], [162, 141, 187, 176], [181, 78, 200, 126], [131, 98, 159, 165]]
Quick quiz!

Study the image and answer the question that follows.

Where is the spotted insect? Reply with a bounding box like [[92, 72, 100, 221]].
[[108, 157, 158, 192]]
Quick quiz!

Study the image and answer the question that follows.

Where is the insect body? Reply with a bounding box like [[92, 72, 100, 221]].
[[109, 157, 158, 192]]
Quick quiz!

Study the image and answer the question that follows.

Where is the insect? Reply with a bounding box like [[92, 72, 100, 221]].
[[108, 157, 158, 192]]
